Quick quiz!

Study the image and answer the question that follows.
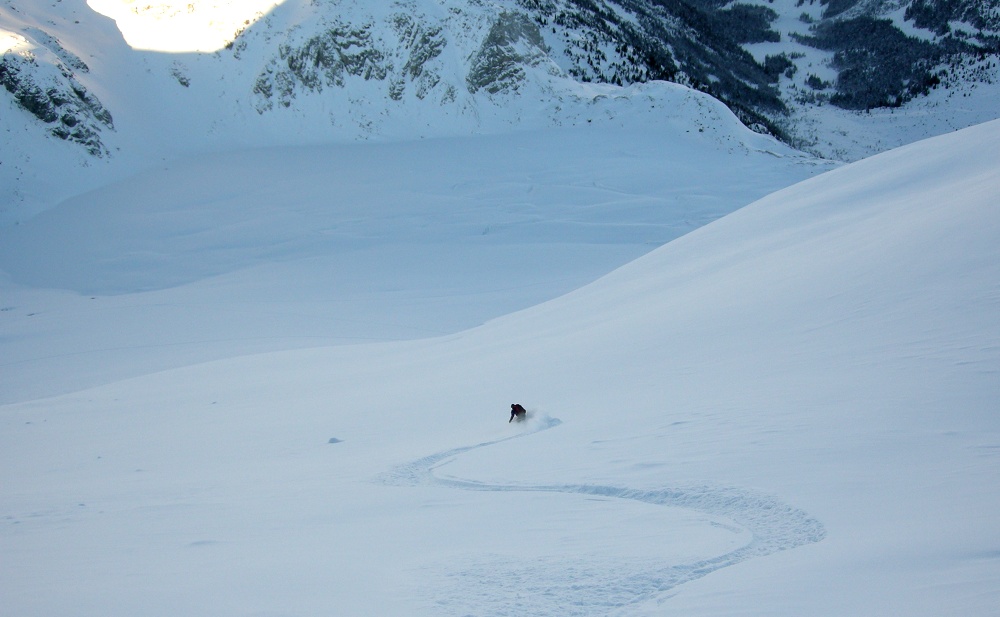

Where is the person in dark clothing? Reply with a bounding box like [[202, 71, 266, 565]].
[[509, 403, 527, 423]]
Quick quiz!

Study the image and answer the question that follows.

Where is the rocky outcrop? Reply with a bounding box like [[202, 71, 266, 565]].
[[392, 14, 446, 99], [466, 11, 551, 94], [252, 22, 387, 111], [252, 13, 448, 112], [0, 30, 113, 157]]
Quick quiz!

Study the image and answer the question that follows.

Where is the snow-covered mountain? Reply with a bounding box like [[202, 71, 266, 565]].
[[2, 0, 999, 221], [0, 0, 761, 220]]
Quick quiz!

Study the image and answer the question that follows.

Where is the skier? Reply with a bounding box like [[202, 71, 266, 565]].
[[509, 403, 527, 423]]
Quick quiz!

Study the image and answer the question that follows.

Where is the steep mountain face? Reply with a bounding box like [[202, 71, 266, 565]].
[[239, 3, 580, 128], [243, 0, 1000, 144], [251, 14, 448, 111], [519, 0, 792, 134], [239, 0, 800, 136], [513, 0, 1000, 149], [1, 0, 998, 218], [0, 26, 113, 156], [466, 11, 553, 94]]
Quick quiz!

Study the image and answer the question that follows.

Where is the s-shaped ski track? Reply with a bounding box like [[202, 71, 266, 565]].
[[379, 415, 824, 615]]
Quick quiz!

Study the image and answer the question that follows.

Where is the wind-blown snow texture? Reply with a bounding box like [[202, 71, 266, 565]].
[[2, 85, 998, 617]]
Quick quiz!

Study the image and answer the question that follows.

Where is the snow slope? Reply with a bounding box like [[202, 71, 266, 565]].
[[1, 107, 997, 617]]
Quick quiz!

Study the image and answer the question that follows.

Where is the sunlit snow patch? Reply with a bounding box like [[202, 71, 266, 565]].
[[0, 30, 31, 54], [86, 0, 285, 52]]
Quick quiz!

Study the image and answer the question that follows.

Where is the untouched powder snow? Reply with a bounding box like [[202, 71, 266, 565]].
[[1, 114, 997, 615], [0, 125, 829, 404]]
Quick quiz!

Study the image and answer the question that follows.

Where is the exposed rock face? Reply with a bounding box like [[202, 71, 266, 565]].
[[392, 14, 446, 99], [1, 30, 113, 156], [252, 22, 383, 111], [252, 13, 448, 112], [467, 11, 551, 94]]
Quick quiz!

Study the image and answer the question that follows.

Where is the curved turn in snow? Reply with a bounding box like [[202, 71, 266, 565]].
[[380, 415, 825, 614]]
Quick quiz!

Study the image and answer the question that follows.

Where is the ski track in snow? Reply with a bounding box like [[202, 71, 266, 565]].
[[379, 416, 826, 615]]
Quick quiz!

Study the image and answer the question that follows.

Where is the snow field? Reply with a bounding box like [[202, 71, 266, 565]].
[[0, 126, 830, 403], [3, 120, 999, 615]]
